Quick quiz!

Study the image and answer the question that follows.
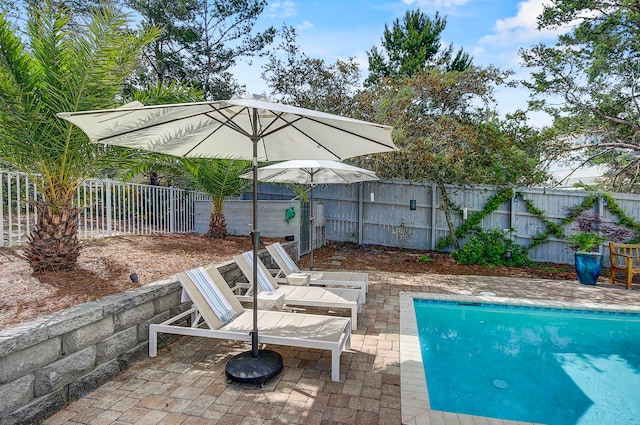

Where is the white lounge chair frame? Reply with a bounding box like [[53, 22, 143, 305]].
[[149, 265, 351, 382], [266, 242, 369, 302], [233, 252, 361, 330]]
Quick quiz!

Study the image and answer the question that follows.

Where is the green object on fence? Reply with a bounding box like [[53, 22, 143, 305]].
[[285, 206, 295, 223]]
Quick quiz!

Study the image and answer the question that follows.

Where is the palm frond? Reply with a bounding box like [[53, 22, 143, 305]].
[[182, 158, 252, 212], [0, 0, 160, 201]]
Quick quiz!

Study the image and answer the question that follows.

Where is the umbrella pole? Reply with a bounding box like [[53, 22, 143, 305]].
[[309, 176, 314, 271], [251, 144, 259, 358], [224, 131, 283, 385]]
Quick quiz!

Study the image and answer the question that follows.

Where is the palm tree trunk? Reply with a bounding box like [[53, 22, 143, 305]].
[[25, 200, 81, 272], [207, 210, 228, 238]]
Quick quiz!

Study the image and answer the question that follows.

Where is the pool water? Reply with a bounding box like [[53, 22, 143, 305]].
[[415, 300, 640, 425]]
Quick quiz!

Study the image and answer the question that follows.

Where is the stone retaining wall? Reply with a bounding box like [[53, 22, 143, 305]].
[[0, 245, 296, 425]]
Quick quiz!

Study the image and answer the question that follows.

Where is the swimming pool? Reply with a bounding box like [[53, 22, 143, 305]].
[[412, 297, 640, 425]]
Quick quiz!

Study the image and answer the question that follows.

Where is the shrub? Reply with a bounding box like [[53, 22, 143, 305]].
[[416, 255, 433, 264], [566, 213, 635, 252], [565, 232, 606, 252], [452, 228, 532, 267]]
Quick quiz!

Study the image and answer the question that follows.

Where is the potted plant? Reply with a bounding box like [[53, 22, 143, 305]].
[[566, 231, 606, 285], [566, 213, 634, 285], [566, 231, 606, 253]]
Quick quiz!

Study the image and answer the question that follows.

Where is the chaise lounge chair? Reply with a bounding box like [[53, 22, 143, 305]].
[[266, 242, 368, 301], [233, 251, 362, 330], [149, 265, 352, 382]]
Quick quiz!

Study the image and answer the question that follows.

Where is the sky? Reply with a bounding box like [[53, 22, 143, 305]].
[[230, 0, 569, 128]]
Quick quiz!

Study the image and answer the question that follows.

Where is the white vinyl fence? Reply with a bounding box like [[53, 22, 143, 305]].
[[1, 170, 210, 247]]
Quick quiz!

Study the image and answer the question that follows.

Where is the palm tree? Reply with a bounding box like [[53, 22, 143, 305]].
[[182, 159, 252, 238], [0, 1, 160, 272]]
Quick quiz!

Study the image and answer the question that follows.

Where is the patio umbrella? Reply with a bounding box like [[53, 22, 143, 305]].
[[57, 95, 396, 384], [239, 159, 379, 270]]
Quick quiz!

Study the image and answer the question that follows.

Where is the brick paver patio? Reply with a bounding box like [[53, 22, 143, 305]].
[[44, 268, 639, 425]]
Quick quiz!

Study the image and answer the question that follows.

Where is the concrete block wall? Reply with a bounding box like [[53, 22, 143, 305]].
[[194, 200, 302, 242], [0, 243, 297, 425], [0, 277, 184, 425]]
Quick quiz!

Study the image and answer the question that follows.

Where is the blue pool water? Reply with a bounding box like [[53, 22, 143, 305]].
[[414, 300, 640, 425]]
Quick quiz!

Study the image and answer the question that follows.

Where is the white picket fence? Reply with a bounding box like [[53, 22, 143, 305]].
[[1, 170, 210, 247]]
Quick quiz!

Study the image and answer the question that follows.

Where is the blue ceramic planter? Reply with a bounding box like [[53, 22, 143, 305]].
[[574, 252, 603, 285]]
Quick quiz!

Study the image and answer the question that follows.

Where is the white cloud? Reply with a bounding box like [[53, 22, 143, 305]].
[[265, 1, 297, 18], [297, 20, 314, 31], [480, 0, 573, 47], [472, 45, 486, 58], [495, 0, 544, 33]]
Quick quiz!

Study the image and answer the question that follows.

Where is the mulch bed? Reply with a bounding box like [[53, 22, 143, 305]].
[[302, 241, 578, 279], [1, 235, 578, 330]]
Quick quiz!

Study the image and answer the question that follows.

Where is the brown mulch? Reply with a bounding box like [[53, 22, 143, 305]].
[[303, 241, 578, 279], [0, 234, 283, 331], [0, 234, 577, 331]]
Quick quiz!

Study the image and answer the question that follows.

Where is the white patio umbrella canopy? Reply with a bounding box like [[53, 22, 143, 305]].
[[57, 96, 395, 383], [56, 97, 394, 161], [240, 160, 379, 269]]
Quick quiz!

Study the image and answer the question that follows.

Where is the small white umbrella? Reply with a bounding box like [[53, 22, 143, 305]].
[[240, 160, 379, 269], [57, 95, 395, 383]]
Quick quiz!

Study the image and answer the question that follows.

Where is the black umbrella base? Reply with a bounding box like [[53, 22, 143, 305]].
[[225, 349, 283, 385]]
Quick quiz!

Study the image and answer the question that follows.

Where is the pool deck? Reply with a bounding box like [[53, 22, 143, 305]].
[[44, 270, 639, 425]]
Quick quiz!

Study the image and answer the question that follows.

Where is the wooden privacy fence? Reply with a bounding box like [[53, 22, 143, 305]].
[[256, 179, 640, 266], [1, 170, 210, 247]]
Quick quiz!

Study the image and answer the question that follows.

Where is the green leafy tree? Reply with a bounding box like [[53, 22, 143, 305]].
[[262, 25, 361, 116], [127, 0, 200, 87], [129, 0, 276, 100], [521, 0, 640, 192], [365, 9, 472, 86], [352, 69, 547, 248], [0, 1, 159, 272], [182, 159, 252, 238], [195, 0, 275, 99]]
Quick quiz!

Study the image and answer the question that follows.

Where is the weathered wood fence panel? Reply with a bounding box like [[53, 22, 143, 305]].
[[257, 179, 640, 266]]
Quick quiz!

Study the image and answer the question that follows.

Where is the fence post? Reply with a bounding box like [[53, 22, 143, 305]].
[[106, 179, 113, 237], [169, 187, 176, 233], [598, 194, 605, 254], [358, 182, 364, 246], [430, 182, 438, 250], [7, 173, 13, 246], [510, 191, 517, 231]]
